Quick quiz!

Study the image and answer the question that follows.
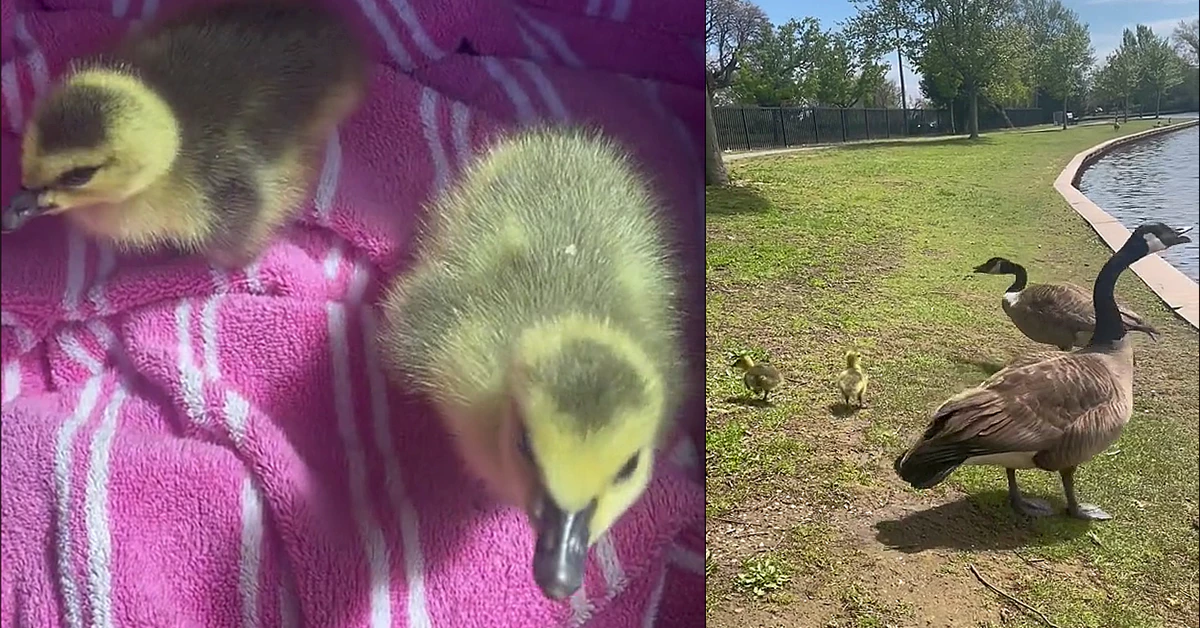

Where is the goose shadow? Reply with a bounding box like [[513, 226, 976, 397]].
[[723, 395, 772, 408], [874, 491, 1089, 553], [828, 402, 861, 418]]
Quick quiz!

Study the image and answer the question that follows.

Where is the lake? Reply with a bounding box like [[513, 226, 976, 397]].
[[1078, 113, 1200, 283]]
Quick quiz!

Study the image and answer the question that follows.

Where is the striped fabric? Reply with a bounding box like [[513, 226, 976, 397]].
[[0, 0, 706, 626]]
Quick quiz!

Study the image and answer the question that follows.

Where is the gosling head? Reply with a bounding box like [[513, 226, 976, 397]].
[[489, 316, 669, 601], [730, 353, 755, 370], [972, 256, 1017, 275], [1125, 222, 1192, 257], [845, 350, 862, 369], [3, 69, 180, 232]]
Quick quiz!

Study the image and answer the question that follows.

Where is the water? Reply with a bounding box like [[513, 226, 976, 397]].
[[1078, 114, 1200, 282]]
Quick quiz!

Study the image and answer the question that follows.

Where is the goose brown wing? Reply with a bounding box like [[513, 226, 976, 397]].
[[1019, 283, 1096, 331], [920, 353, 1119, 458]]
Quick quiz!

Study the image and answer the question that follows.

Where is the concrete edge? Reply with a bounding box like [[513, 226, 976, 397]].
[[1052, 120, 1200, 329]]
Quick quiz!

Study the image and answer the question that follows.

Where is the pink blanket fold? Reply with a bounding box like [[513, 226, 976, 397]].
[[0, 1, 706, 626]]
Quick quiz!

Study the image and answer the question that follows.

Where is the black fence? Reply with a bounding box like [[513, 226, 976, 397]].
[[713, 106, 1051, 152]]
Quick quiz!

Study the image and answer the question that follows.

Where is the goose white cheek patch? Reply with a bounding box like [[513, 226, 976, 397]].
[[1143, 233, 1167, 253]]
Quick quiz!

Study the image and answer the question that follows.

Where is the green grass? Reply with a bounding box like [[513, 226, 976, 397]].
[[705, 122, 1200, 627]]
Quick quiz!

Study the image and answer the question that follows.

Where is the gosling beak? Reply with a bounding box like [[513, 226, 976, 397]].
[[531, 495, 595, 601], [1165, 225, 1194, 246], [2, 188, 50, 233]]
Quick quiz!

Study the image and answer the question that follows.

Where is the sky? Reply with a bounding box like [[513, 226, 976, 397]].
[[751, 0, 1200, 106]]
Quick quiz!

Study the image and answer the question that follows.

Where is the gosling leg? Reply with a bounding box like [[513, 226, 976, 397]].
[[1007, 468, 1054, 517], [1061, 466, 1112, 521], [857, 390, 867, 408]]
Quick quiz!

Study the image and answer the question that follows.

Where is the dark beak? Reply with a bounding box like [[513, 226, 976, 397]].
[[531, 495, 595, 601], [970, 263, 989, 273], [2, 189, 48, 233], [1165, 225, 1194, 247]]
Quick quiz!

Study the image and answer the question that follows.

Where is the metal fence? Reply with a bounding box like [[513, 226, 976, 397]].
[[713, 106, 1051, 151]]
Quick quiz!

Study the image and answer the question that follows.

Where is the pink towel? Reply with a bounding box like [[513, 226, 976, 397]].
[[0, 0, 706, 626]]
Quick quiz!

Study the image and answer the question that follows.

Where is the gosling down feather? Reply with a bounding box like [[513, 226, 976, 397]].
[[973, 256, 1159, 350], [2, 0, 368, 267], [836, 350, 868, 408], [378, 127, 682, 600], [898, 223, 1192, 520], [731, 354, 781, 402]]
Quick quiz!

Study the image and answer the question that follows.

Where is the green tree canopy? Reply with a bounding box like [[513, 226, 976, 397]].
[[730, 17, 822, 106]]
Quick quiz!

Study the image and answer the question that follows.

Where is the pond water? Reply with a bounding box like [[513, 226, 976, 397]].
[[1078, 113, 1200, 283]]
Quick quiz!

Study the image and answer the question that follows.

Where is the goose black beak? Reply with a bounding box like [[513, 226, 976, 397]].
[[1165, 225, 1194, 246], [530, 495, 595, 601]]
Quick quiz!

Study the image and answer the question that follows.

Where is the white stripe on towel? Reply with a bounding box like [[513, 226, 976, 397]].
[[420, 87, 451, 197], [2, 360, 20, 405], [513, 7, 583, 68], [174, 301, 209, 426], [327, 302, 394, 627], [239, 478, 265, 628], [84, 384, 127, 628], [14, 15, 49, 98], [449, 101, 472, 174], [382, 0, 442, 60], [610, 0, 632, 22], [361, 307, 431, 628], [2, 63, 24, 132], [481, 58, 536, 124], [52, 373, 103, 628], [314, 130, 344, 224], [667, 544, 704, 575], [641, 569, 667, 628], [353, 0, 414, 71], [595, 535, 626, 596], [515, 59, 569, 122], [516, 24, 551, 63]]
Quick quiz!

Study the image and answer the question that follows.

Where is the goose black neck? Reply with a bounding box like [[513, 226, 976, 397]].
[[1005, 263, 1028, 293], [1090, 246, 1140, 346]]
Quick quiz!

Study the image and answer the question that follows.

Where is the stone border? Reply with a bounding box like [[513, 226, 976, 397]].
[[1053, 120, 1200, 329]]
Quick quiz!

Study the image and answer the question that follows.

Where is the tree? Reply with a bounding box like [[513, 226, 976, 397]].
[[1174, 18, 1199, 66], [849, 0, 920, 118], [810, 27, 888, 108], [1133, 25, 1183, 118], [866, 77, 903, 108], [896, 0, 1029, 139], [730, 18, 823, 106], [1021, 0, 1093, 129], [705, 0, 769, 186], [1093, 46, 1137, 121]]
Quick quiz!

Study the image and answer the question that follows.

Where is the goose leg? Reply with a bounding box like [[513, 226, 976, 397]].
[[1007, 468, 1054, 517], [1061, 466, 1112, 521]]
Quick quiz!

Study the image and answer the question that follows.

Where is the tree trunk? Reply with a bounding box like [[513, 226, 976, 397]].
[[1123, 95, 1129, 123], [895, 28, 908, 129], [968, 85, 980, 139], [1061, 96, 1068, 131], [705, 76, 729, 187], [1154, 89, 1161, 118]]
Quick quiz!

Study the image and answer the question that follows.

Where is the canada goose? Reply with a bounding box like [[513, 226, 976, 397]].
[[378, 127, 682, 600], [897, 223, 1192, 520], [1, 0, 368, 268], [972, 256, 1159, 350], [731, 354, 781, 403], [836, 350, 868, 408]]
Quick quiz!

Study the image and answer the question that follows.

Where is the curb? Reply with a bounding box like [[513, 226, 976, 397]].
[[1053, 120, 1200, 329]]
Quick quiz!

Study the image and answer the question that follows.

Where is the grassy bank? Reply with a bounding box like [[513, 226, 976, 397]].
[[705, 121, 1200, 628]]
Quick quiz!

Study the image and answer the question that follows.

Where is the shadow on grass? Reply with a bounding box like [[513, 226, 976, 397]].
[[706, 183, 772, 217], [723, 395, 772, 408], [832, 135, 998, 153], [949, 354, 1006, 377], [874, 492, 1089, 553], [828, 402, 862, 418]]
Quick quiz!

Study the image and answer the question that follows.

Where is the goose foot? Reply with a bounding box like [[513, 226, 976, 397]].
[[1007, 468, 1053, 517], [1067, 503, 1112, 521], [1010, 496, 1055, 517]]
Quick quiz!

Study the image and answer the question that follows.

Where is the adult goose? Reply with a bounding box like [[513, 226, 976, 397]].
[[897, 223, 1192, 520], [972, 256, 1159, 350]]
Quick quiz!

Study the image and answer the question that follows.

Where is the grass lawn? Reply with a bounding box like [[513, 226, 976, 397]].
[[705, 121, 1200, 628]]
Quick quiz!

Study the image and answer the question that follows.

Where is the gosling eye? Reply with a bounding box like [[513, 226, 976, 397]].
[[56, 165, 101, 188], [614, 453, 639, 483], [517, 424, 534, 461]]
